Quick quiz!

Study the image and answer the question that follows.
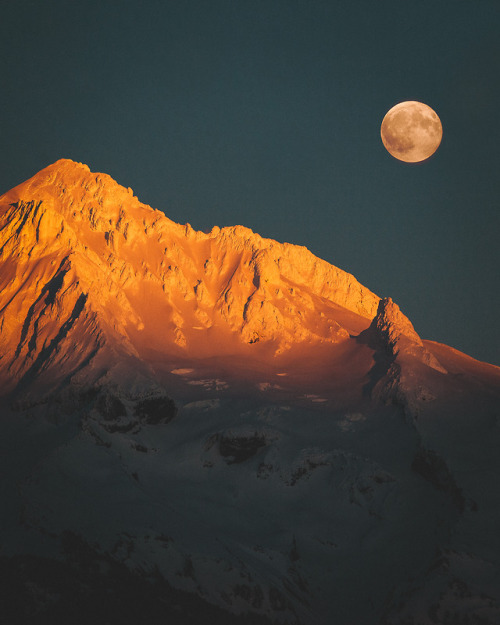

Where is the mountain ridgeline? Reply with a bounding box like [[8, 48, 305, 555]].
[[1, 160, 499, 625], [0, 159, 381, 395]]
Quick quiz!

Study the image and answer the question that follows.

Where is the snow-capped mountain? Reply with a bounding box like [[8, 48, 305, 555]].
[[1, 160, 499, 624]]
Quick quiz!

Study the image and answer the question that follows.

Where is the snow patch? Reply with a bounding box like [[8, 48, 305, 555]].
[[257, 382, 283, 391], [183, 399, 221, 411], [338, 412, 366, 432], [188, 379, 229, 391]]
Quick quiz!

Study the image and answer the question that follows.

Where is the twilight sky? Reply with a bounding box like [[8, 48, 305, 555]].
[[1, 0, 499, 365]]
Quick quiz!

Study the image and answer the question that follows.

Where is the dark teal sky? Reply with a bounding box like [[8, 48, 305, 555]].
[[1, 0, 499, 365]]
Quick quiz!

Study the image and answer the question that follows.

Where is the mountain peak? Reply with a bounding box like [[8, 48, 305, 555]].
[[371, 297, 423, 351], [2, 163, 500, 625], [0, 160, 381, 393], [366, 297, 447, 377], [2, 158, 136, 206]]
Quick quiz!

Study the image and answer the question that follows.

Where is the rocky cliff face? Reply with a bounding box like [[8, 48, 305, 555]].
[[0, 159, 379, 394]]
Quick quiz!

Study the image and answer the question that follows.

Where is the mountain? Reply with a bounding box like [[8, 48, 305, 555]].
[[1, 160, 499, 625]]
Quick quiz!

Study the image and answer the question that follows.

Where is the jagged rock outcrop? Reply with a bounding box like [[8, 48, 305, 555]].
[[366, 297, 445, 370], [206, 429, 271, 464], [359, 297, 447, 423], [369, 297, 423, 354]]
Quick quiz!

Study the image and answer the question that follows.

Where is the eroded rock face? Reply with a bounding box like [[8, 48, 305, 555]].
[[370, 297, 423, 354], [89, 389, 178, 434], [133, 396, 178, 425], [96, 392, 127, 421], [365, 297, 447, 372], [0, 159, 380, 393], [205, 429, 272, 464]]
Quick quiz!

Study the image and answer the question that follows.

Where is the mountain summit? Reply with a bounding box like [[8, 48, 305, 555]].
[[1, 161, 500, 625], [0, 158, 380, 394]]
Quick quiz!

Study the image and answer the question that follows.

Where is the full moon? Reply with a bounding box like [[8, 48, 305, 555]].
[[380, 101, 442, 163]]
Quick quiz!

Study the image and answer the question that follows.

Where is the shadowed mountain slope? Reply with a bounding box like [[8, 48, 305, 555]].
[[1, 160, 499, 625]]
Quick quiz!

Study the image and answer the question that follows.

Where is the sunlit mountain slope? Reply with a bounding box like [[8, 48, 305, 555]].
[[1, 160, 499, 625], [0, 159, 379, 395]]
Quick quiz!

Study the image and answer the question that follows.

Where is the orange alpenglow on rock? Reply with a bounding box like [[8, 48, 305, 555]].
[[0, 159, 381, 393], [368, 297, 446, 371], [2, 161, 500, 625]]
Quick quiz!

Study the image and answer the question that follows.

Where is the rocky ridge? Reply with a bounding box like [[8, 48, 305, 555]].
[[1, 161, 500, 625], [0, 159, 379, 393]]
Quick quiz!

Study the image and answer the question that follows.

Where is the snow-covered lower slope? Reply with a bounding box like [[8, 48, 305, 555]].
[[1, 161, 499, 624]]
